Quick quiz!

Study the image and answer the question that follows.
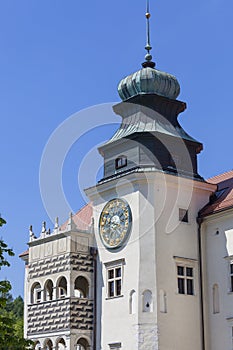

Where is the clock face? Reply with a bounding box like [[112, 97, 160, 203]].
[[99, 198, 132, 249]]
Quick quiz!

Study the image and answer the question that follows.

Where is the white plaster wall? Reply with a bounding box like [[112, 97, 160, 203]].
[[93, 188, 141, 350], [203, 210, 233, 350], [87, 172, 215, 350], [155, 174, 214, 350]]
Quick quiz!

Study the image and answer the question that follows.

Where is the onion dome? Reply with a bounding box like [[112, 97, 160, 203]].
[[118, 0, 180, 102], [118, 67, 180, 101]]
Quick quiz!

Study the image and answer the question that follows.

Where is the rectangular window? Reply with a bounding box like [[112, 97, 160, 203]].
[[177, 265, 194, 295], [230, 262, 233, 292], [115, 156, 127, 170], [105, 259, 125, 299], [107, 266, 122, 297], [109, 343, 121, 349], [179, 208, 189, 223]]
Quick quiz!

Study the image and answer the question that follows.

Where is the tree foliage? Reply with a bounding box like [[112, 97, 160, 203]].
[[0, 217, 33, 349]]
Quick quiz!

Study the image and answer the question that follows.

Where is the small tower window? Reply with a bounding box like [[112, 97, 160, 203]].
[[179, 208, 189, 223], [142, 290, 153, 312], [115, 156, 127, 170]]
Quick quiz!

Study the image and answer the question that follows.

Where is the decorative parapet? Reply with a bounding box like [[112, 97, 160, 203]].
[[28, 252, 94, 279], [27, 297, 93, 335]]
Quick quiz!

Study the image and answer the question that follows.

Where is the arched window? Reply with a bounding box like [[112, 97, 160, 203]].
[[159, 289, 167, 313], [142, 290, 153, 313], [129, 290, 136, 314], [74, 276, 89, 298], [56, 338, 66, 350], [31, 282, 42, 304], [44, 339, 53, 350], [213, 284, 220, 314], [34, 341, 41, 350], [44, 279, 53, 301], [76, 337, 89, 350], [57, 277, 67, 298]]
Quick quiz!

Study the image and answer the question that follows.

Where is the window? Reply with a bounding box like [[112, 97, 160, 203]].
[[105, 259, 125, 298], [44, 279, 53, 301], [177, 265, 194, 295], [115, 156, 127, 170], [142, 290, 153, 312], [230, 262, 233, 292], [109, 343, 121, 349], [74, 276, 89, 298], [179, 208, 188, 223], [57, 277, 67, 298], [213, 284, 220, 314], [76, 338, 89, 350], [108, 267, 122, 297], [31, 282, 42, 304]]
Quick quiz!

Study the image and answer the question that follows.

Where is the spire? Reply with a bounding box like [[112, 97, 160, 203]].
[[142, 0, 156, 68]]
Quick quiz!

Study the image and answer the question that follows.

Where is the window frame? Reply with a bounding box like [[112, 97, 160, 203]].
[[109, 343, 122, 349], [230, 261, 233, 293], [174, 256, 196, 296], [179, 208, 189, 223], [115, 156, 127, 170], [104, 259, 125, 299], [177, 265, 194, 295]]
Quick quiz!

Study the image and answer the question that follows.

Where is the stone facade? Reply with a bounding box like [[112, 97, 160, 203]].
[[21, 225, 94, 350]]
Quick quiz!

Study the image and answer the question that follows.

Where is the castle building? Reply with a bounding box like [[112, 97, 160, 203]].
[[20, 3, 233, 350]]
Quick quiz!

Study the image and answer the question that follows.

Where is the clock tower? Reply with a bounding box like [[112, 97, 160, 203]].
[[85, 2, 215, 349]]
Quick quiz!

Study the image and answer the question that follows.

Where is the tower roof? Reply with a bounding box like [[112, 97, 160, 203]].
[[118, 0, 180, 102], [118, 67, 180, 101]]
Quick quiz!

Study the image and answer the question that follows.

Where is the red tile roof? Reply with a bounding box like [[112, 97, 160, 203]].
[[19, 250, 29, 258], [19, 203, 93, 258], [200, 170, 233, 217], [60, 202, 93, 231]]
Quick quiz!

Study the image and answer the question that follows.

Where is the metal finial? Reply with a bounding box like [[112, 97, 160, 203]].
[[142, 0, 156, 68]]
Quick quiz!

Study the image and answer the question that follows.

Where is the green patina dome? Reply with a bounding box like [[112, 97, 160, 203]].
[[118, 66, 180, 101]]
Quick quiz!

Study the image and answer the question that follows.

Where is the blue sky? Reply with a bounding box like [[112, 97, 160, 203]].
[[1, 0, 233, 297]]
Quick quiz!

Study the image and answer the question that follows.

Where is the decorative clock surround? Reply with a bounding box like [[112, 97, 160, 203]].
[[99, 198, 132, 249]]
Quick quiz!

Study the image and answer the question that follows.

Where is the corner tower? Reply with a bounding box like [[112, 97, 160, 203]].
[[86, 2, 216, 349]]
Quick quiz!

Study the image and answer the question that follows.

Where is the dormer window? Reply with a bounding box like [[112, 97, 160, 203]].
[[115, 156, 127, 170]]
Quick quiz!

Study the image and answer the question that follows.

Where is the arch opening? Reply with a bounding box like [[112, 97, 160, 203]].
[[142, 290, 153, 313], [44, 279, 53, 301], [76, 337, 89, 350], [31, 282, 42, 304], [129, 289, 136, 314], [57, 337, 66, 350], [57, 277, 67, 298], [44, 339, 53, 350], [34, 341, 41, 350], [74, 276, 89, 298]]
